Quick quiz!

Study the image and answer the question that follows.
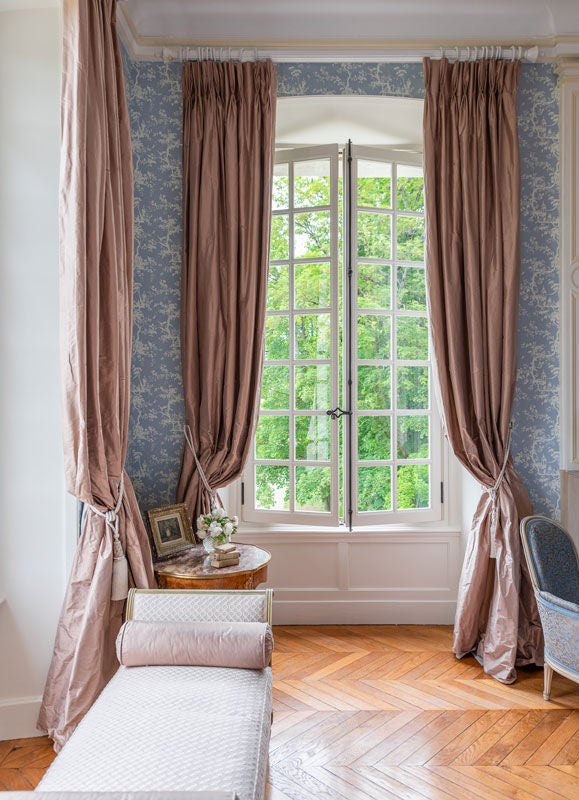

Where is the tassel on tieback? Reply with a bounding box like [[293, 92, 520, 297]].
[[111, 535, 129, 602], [87, 473, 129, 601]]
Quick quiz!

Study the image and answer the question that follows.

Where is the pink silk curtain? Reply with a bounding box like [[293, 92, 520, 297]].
[[177, 61, 277, 521], [423, 58, 542, 683], [38, 0, 155, 750]]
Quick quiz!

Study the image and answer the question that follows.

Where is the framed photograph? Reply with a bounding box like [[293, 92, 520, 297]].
[[146, 503, 195, 560]]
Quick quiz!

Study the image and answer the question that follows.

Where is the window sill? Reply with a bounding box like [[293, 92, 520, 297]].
[[237, 523, 462, 543]]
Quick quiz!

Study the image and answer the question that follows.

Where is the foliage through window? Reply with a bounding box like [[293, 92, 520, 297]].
[[244, 144, 441, 526]]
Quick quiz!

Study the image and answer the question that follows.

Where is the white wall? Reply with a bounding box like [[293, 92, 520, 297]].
[[0, 6, 67, 740], [559, 60, 579, 551]]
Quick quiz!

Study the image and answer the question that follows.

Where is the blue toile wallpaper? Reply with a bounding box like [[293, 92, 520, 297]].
[[123, 55, 185, 509], [513, 65, 560, 518], [122, 56, 560, 519]]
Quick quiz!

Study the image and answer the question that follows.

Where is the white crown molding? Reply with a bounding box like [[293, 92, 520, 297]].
[[117, 7, 579, 64]]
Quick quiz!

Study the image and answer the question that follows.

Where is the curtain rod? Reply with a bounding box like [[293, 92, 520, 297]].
[[438, 45, 539, 62], [157, 44, 540, 64]]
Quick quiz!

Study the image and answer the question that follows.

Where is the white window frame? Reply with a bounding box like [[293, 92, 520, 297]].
[[242, 143, 443, 527], [243, 145, 341, 525], [349, 145, 441, 525]]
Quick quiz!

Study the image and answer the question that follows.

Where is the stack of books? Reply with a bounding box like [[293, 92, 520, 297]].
[[210, 541, 240, 568]]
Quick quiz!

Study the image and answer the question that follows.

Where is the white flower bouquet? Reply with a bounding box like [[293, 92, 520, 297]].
[[196, 507, 238, 551]]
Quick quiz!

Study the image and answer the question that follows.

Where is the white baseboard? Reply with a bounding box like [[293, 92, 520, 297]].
[[272, 599, 457, 625], [0, 696, 43, 741]]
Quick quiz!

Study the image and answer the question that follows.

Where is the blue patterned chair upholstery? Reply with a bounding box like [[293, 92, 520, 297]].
[[520, 516, 579, 700]]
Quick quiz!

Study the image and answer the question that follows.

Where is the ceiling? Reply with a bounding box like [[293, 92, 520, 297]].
[[117, 0, 579, 60]]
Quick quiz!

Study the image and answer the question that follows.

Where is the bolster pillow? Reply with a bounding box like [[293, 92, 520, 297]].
[[116, 620, 274, 669]]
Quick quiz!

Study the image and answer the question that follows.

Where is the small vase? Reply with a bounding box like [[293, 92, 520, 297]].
[[203, 532, 229, 554]]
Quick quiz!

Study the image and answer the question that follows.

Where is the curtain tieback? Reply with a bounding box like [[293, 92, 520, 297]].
[[86, 473, 129, 601], [184, 424, 222, 510], [485, 423, 513, 559]]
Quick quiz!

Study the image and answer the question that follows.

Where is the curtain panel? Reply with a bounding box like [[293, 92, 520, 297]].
[[38, 0, 155, 750], [423, 57, 542, 683], [177, 60, 277, 521]]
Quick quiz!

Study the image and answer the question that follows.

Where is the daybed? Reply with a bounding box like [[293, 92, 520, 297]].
[[37, 589, 274, 800], [4, 794, 236, 800]]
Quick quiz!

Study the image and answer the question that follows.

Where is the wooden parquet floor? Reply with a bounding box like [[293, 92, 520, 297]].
[[1, 625, 578, 799]]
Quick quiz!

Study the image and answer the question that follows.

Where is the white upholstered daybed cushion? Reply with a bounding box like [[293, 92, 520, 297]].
[[5, 793, 237, 800], [38, 664, 271, 800]]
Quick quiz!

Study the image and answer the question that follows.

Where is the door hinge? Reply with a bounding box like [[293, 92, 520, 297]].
[[241, 482, 245, 505], [440, 482, 444, 504]]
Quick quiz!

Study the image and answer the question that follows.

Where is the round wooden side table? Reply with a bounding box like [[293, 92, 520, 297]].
[[154, 542, 271, 590]]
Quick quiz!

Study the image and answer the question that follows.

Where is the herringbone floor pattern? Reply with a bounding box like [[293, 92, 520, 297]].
[[1, 625, 577, 799], [268, 626, 579, 799]]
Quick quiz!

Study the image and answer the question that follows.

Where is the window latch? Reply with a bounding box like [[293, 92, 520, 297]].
[[326, 407, 352, 420]]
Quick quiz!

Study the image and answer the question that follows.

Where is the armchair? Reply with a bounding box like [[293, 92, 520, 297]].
[[520, 516, 579, 700]]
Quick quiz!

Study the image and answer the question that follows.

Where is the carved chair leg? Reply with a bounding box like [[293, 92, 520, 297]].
[[543, 663, 553, 701]]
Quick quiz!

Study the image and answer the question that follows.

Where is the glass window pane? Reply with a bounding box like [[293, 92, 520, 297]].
[[357, 160, 392, 208], [396, 165, 424, 212], [295, 365, 331, 410], [397, 366, 429, 409], [358, 264, 391, 310], [260, 366, 289, 410], [358, 416, 391, 461], [294, 159, 331, 208], [358, 365, 391, 410], [296, 416, 330, 461], [357, 466, 391, 512], [295, 314, 331, 359], [357, 212, 392, 259], [396, 216, 424, 261], [270, 214, 289, 261], [358, 314, 391, 360], [397, 317, 429, 361], [396, 265, 426, 311], [255, 416, 289, 459], [255, 465, 289, 510], [264, 316, 289, 360], [295, 262, 331, 309], [397, 465, 430, 509], [294, 212, 331, 258], [267, 264, 289, 311], [295, 466, 331, 512], [272, 163, 289, 210], [397, 416, 429, 458]]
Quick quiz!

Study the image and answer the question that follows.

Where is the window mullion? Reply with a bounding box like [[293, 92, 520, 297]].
[[392, 160, 398, 512], [344, 140, 354, 531], [289, 159, 295, 513], [330, 146, 341, 525]]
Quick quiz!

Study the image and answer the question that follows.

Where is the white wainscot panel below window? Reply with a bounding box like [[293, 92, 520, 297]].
[[348, 540, 450, 589], [239, 531, 462, 625]]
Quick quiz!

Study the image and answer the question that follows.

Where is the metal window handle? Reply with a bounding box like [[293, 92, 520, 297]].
[[326, 407, 352, 420]]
